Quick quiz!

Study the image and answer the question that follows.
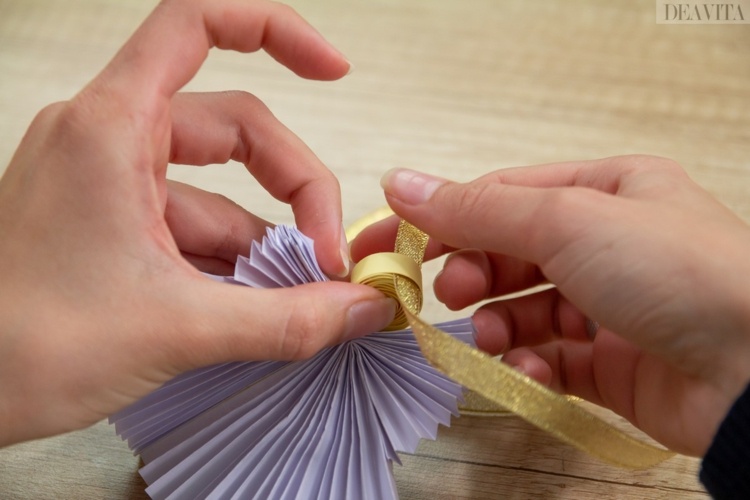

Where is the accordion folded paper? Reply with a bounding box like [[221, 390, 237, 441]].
[[110, 225, 474, 500]]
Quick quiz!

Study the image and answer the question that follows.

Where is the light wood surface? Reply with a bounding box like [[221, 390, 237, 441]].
[[1, 0, 748, 498]]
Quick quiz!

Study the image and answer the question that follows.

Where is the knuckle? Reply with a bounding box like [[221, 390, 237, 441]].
[[288, 169, 340, 212], [614, 155, 689, 196], [46, 97, 104, 143], [215, 205, 248, 259], [617, 154, 685, 176], [313, 167, 340, 192], [527, 187, 593, 251], [454, 182, 493, 213], [450, 182, 498, 238], [224, 90, 268, 114], [279, 300, 328, 360], [271, 2, 299, 20], [54, 101, 86, 131], [24, 101, 97, 155], [30, 102, 67, 129], [538, 187, 587, 221], [648, 156, 687, 177], [222, 91, 273, 163]]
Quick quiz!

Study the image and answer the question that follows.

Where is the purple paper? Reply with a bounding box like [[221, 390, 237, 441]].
[[110, 226, 474, 499]]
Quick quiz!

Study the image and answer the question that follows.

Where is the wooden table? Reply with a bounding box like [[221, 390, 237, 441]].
[[1, 0, 748, 498]]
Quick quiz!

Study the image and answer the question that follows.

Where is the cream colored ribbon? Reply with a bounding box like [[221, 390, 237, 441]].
[[350, 217, 675, 469]]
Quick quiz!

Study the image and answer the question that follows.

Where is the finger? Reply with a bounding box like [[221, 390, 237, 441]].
[[165, 180, 271, 271], [379, 167, 605, 264], [502, 331, 645, 417], [434, 249, 546, 310], [472, 288, 590, 356], [378, 157, 682, 265], [502, 343, 606, 406], [349, 214, 451, 263], [72, 0, 350, 189], [91, 0, 350, 107], [434, 250, 492, 310], [180, 254, 236, 276], [169, 92, 347, 277], [500, 347, 554, 387], [475, 155, 683, 195], [350, 212, 548, 308], [165, 278, 396, 367]]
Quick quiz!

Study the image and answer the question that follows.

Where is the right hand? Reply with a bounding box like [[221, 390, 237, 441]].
[[351, 155, 750, 455]]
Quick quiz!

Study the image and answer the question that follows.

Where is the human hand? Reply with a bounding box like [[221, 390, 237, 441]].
[[351, 155, 750, 456], [0, 0, 395, 447]]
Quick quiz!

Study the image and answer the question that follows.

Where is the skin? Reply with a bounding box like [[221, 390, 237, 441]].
[[0, 0, 396, 447], [351, 156, 750, 456]]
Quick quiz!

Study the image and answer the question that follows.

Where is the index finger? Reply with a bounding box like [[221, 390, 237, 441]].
[[352, 157, 633, 262], [377, 156, 684, 264], [169, 92, 348, 277], [83, 0, 351, 275], [87, 0, 350, 109]]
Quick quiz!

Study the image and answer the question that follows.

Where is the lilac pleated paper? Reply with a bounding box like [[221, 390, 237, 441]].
[[110, 225, 473, 499]]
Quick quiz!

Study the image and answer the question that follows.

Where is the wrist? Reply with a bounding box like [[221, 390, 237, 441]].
[[706, 280, 750, 439], [0, 278, 40, 447], [727, 296, 750, 398], [0, 339, 24, 448], [727, 264, 750, 391]]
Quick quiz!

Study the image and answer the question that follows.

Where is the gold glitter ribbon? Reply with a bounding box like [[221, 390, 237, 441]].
[[350, 218, 675, 469], [350, 252, 421, 331]]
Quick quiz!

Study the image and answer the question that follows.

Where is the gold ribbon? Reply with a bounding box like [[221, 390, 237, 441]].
[[350, 252, 421, 331], [350, 218, 675, 469]]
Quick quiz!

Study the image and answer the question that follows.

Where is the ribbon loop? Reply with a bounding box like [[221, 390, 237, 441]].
[[351, 251, 422, 331]]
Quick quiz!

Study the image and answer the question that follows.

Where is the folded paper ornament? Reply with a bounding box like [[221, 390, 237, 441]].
[[110, 225, 475, 500]]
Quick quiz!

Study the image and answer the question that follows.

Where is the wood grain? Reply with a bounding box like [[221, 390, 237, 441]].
[[2, 0, 748, 497]]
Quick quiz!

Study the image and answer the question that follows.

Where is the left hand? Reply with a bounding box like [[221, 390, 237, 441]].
[[0, 0, 396, 447]]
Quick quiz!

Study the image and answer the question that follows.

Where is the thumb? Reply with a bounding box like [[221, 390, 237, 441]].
[[379, 168, 589, 265], [166, 278, 396, 370]]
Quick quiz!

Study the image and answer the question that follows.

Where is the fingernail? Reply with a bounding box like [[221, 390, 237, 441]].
[[334, 224, 351, 278], [585, 318, 600, 340], [343, 298, 397, 341], [512, 364, 528, 376], [433, 269, 445, 300], [345, 60, 355, 75], [472, 309, 509, 355], [469, 318, 479, 347], [380, 168, 446, 205]]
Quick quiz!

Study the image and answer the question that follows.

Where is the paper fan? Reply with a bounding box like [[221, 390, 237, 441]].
[[110, 225, 474, 499]]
